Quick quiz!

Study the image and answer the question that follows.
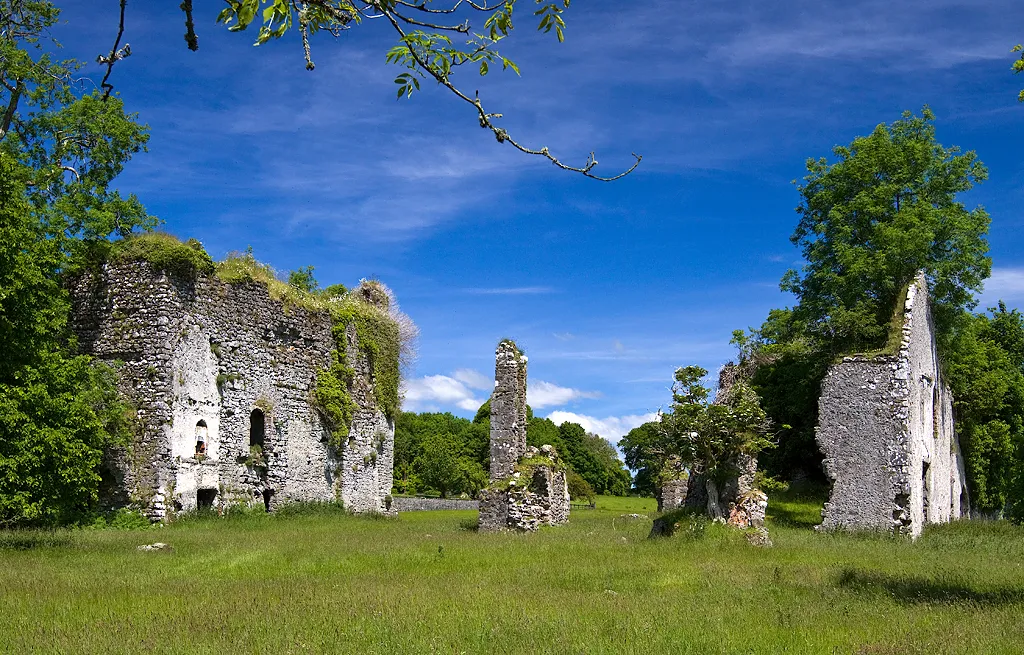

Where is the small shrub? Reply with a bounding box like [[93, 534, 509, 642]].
[[567, 470, 596, 503], [272, 500, 347, 518], [106, 508, 151, 530], [754, 471, 790, 494]]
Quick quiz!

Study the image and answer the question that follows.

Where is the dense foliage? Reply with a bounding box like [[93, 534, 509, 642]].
[[618, 366, 772, 516], [734, 109, 1024, 517], [0, 2, 153, 527], [393, 406, 630, 498], [945, 305, 1024, 518]]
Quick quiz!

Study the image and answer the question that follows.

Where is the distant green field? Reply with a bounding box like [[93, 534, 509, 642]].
[[2, 492, 1022, 654]]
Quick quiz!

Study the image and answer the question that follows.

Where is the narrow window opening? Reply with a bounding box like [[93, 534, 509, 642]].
[[197, 488, 217, 510], [921, 461, 931, 518], [195, 419, 208, 456], [262, 489, 274, 512], [249, 409, 265, 448]]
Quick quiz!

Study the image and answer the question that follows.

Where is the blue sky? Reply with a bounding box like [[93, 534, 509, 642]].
[[55, 1, 1024, 445]]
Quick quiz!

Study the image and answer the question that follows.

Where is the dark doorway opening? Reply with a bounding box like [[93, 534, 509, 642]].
[[262, 489, 274, 512], [197, 488, 217, 510], [249, 409, 265, 448]]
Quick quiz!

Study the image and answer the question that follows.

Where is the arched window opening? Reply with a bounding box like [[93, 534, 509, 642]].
[[249, 409, 265, 448], [195, 420, 208, 456]]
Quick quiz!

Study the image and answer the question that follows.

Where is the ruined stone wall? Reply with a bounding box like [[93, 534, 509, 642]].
[[683, 363, 758, 516], [489, 340, 528, 481], [70, 261, 395, 519], [656, 456, 688, 512], [392, 497, 479, 512], [816, 272, 967, 537], [479, 340, 569, 532]]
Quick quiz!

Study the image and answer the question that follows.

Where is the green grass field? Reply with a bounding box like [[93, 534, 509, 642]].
[[2, 492, 1022, 654]]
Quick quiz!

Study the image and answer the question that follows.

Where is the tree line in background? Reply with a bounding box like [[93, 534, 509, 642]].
[[394, 401, 630, 501], [621, 108, 1024, 522]]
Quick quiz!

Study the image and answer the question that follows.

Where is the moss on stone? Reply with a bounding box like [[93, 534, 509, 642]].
[[110, 232, 214, 279]]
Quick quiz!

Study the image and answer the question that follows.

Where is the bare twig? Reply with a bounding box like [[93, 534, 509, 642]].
[[381, 9, 642, 181], [60, 165, 81, 181], [180, 0, 198, 51], [394, 0, 504, 14], [97, 0, 130, 99], [392, 11, 470, 33]]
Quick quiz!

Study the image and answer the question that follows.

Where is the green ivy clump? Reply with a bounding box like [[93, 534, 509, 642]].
[[313, 350, 357, 449], [109, 232, 214, 279], [313, 285, 402, 448]]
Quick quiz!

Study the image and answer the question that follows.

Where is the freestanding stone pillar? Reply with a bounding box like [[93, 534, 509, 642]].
[[489, 340, 528, 481], [478, 340, 570, 532]]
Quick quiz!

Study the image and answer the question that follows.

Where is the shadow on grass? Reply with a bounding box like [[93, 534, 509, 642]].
[[0, 531, 74, 551], [837, 567, 1024, 606], [765, 484, 829, 529]]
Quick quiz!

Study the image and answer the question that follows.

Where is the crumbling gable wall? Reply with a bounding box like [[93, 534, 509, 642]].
[[70, 261, 395, 519], [478, 340, 570, 532], [816, 272, 967, 537]]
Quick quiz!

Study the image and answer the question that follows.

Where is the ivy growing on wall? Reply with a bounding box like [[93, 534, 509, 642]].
[[103, 235, 408, 452]]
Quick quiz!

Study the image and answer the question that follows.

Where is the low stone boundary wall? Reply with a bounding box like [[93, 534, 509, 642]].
[[392, 497, 479, 512]]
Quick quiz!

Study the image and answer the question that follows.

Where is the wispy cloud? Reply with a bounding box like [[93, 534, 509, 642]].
[[980, 268, 1024, 307], [544, 411, 659, 445], [452, 368, 492, 391], [403, 375, 485, 413], [527, 381, 601, 409]]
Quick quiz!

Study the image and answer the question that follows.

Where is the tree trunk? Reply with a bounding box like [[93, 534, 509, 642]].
[[706, 479, 724, 520]]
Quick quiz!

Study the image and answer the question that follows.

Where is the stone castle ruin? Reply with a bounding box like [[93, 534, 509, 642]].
[[816, 272, 968, 537], [478, 340, 570, 532], [71, 258, 397, 519]]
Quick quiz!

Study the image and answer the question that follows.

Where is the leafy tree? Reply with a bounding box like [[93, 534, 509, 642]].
[[945, 304, 1024, 517], [413, 432, 462, 498], [783, 107, 990, 355], [456, 457, 488, 499], [661, 366, 773, 519], [737, 108, 993, 483], [565, 469, 594, 503], [619, 421, 664, 496], [0, 2, 152, 527], [288, 265, 319, 292]]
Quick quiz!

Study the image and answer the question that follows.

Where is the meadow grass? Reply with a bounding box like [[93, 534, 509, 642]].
[[1, 493, 1022, 654]]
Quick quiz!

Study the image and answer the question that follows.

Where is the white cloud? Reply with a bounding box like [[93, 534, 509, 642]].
[[527, 381, 601, 409], [544, 411, 659, 444], [980, 268, 1024, 307], [452, 368, 492, 391], [402, 375, 484, 413]]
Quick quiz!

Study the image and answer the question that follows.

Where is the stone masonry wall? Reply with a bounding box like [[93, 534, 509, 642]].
[[70, 261, 395, 519], [816, 272, 967, 537], [489, 340, 528, 481], [479, 340, 569, 532]]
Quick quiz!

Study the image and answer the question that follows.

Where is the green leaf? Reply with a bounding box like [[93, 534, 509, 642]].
[[479, 60, 488, 75]]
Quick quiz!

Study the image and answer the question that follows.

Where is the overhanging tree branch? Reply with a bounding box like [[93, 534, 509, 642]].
[[183, 0, 641, 181], [97, 0, 130, 99]]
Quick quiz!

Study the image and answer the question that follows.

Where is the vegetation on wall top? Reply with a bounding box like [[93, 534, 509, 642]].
[[108, 232, 215, 280]]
